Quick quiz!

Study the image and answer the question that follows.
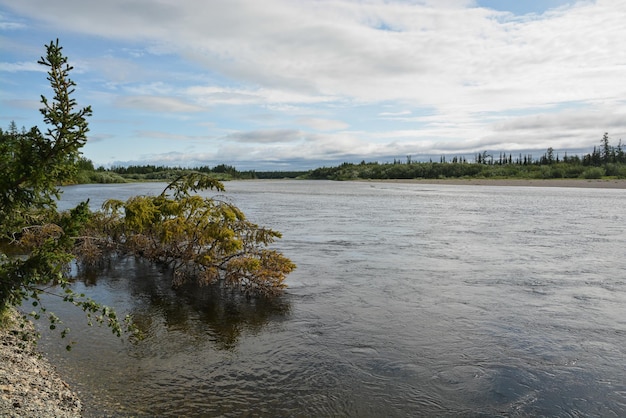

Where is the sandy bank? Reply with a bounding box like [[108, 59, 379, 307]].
[[361, 178, 626, 189]]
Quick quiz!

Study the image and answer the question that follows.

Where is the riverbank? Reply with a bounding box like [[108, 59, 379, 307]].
[[0, 309, 82, 418], [367, 178, 626, 188]]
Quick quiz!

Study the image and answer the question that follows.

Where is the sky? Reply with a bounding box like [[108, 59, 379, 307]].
[[1, 0, 625, 171]]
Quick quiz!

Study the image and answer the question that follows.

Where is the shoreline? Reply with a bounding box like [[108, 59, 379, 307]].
[[359, 178, 626, 189], [0, 309, 82, 418]]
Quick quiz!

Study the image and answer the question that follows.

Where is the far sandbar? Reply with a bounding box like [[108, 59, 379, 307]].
[[364, 178, 626, 189]]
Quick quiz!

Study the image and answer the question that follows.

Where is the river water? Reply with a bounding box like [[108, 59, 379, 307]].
[[37, 180, 626, 417]]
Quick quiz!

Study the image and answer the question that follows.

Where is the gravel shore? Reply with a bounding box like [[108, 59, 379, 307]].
[[0, 309, 82, 418]]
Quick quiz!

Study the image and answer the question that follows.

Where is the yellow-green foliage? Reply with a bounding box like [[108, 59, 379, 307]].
[[79, 173, 295, 297]]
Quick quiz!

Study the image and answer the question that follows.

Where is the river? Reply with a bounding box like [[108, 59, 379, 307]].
[[36, 180, 626, 417]]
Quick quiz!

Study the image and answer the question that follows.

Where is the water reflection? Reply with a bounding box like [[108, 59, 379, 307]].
[[74, 256, 291, 351]]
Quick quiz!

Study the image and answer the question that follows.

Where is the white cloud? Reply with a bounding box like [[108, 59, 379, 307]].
[[223, 129, 302, 144], [86, 56, 148, 84], [2, 99, 39, 109], [0, 21, 22, 30], [134, 130, 209, 141], [116, 95, 204, 113], [4, 1, 624, 111], [298, 118, 349, 131], [0, 61, 44, 72], [186, 85, 336, 106], [378, 110, 412, 118], [0, 12, 25, 30], [2, 0, 626, 168]]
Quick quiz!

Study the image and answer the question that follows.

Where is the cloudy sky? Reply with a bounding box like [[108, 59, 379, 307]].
[[1, 0, 625, 170]]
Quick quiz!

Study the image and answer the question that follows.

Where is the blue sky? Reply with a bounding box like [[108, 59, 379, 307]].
[[1, 0, 625, 170]]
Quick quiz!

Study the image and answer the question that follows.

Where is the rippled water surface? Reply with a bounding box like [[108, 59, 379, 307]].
[[38, 180, 626, 417]]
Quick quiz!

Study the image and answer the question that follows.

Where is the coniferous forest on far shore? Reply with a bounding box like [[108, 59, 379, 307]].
[[2, 122, 624, 184]]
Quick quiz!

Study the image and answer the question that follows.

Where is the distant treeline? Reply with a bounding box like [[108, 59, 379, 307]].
[[72, 132, 625, 183], [307, 133, 626, 181], [73, 160, 308, 184]]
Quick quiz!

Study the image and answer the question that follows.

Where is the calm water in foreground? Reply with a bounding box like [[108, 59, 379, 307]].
[[37, 180, 626, 417]]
